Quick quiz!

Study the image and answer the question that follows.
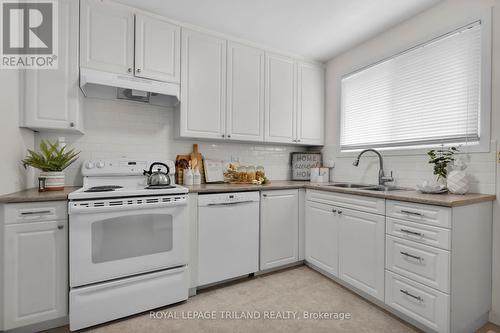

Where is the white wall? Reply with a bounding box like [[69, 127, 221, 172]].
[[0, 71, 34, 196], [36, 97, 304, 186], [324, 0, 500, 323]]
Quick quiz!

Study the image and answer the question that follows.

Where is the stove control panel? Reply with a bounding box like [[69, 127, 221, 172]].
[[81, 159, 175, 177]]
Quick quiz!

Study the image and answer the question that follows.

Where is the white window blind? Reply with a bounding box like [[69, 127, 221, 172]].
[[340, 21, 482, 151]]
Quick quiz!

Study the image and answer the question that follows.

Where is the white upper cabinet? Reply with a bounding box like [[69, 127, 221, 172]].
[[135, 14, 180, 83], [297, 62, 324, 145], [80, 0, 180, 83], [264, 55, 325, 145], [264, 53, 296, 144], [21, 0, 82, 133], [260, 190, 299, 270], [80, 0, 134, 75], [226, 42, 265, 141], [180, 28, 227, 139]]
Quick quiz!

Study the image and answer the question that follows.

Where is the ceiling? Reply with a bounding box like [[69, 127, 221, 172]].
[[116, 0, 442, 62]]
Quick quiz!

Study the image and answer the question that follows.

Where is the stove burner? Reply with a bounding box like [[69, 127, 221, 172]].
[[145, 185, 176, 190], [84, 185, 123, 193]]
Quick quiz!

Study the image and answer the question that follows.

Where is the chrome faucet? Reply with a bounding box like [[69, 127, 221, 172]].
[[353, 149, 394, 186]]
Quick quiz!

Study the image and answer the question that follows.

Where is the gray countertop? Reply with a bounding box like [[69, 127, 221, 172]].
[[0, 181, 495, 207]]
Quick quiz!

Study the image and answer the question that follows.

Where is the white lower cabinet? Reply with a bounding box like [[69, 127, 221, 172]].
[[260, 190, 299, 270], [385, 271, 449, 333], [339, 208, 385, 301], [306, 193, 492, 333], [3, 218, 68, 330], [305, 201, 338, 276]]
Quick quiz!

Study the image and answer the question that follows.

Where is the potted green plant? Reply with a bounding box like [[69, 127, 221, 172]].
[[427, 146, 458, 184], [22, 140, 80, 191]]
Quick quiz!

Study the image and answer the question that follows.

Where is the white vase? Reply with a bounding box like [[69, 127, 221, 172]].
[[40, 171, 65, 191], [447, 160, 469, 195]]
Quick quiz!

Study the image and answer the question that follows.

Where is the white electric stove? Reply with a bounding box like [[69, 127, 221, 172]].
[[68, 159, 189, 331]]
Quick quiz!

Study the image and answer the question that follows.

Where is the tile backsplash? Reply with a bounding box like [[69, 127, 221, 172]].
[[322, 143, 497, 195], [35, 98, 306, 186]]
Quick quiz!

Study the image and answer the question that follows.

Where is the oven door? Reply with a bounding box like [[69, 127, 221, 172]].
[[69, 195, 188, 287]]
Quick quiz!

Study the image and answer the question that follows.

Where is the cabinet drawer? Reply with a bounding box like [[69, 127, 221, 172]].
[[386, 200, 451, 228], [5, 201, 67, 224], [306, 190, 385, 215], [385, 271, 449, 333], [386, 235, 450, 293], [386, 218, 451, 250]]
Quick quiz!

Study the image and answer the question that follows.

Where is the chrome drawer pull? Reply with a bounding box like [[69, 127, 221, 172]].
[[401, 210, 423, 217], [57, 225, 64, 230], [400, 251, 424, 262], [400, 289, 424, 302], [400, 229, 424, 237], [21, 210, 51, 215]]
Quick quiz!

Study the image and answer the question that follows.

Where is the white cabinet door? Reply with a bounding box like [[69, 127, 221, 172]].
[[260, 190, 299, 270], [297, 62, 324, 145], [22, 0, 82, 133], [135, 14, 180, 83], [80, 0, 134, 74], [226, 42, 265, 141], [264, 53, 296, 144], [305, 201, 339, 276], [3, 221, 68, 330], [339, 208, 385, 301], [180, 28, 226, 139]]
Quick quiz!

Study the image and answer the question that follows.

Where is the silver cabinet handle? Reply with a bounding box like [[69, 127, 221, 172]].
[[400, 229, 424, 237], [262, 194, 267, 197], [401, 210, 423, 217], [21, 210, 51, 215], [332, 208, 337, 213], [337, 210, 342, 215], [400, 289, 423, 302], [57, 225, 64, 230], [136, 68, 141, 73], [69, 122, 75, 128], [400, 251, 423, 262], [127, 68, 132, 73], [227, 134, 231, 138], [221, 134, 225, 138]]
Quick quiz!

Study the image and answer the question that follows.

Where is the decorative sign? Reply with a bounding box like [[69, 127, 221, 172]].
[[291, 152, 322, 180]]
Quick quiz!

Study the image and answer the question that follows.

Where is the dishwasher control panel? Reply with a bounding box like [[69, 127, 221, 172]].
[[198, 191, 260, 206]]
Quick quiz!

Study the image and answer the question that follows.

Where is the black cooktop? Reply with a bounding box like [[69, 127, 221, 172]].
[[84, 185, 124, 192]]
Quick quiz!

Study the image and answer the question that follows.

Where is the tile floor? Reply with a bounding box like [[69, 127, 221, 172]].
[[44, 266, 499, 333]]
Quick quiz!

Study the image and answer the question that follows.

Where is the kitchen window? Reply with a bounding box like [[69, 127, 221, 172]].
[[340, 20, 491, 152]]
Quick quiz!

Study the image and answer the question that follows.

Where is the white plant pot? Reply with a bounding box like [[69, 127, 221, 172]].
[[447, 170, 469, 195], [40, 171, 65, 191]]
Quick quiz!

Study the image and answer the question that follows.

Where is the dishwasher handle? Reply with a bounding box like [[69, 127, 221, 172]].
[[206, 200, 255, 206]]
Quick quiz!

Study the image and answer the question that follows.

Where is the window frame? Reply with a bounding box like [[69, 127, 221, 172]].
[[336, 10, 492, 156]]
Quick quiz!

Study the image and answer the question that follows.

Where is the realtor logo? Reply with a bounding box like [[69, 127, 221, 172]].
[[1, 0, 58, 69]]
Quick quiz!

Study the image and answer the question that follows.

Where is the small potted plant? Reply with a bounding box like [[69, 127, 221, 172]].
[[427, 145, 459, 185], [22, 140, 80, 191]]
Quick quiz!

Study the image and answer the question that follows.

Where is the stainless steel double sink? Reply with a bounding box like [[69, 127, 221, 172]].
[[327, 183, 405, 192]]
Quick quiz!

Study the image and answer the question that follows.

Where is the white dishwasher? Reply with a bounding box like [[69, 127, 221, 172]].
[[198, 191, 260, 286]]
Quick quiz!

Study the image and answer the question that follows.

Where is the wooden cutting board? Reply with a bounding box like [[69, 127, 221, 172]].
[[190, 144, 205, 183]]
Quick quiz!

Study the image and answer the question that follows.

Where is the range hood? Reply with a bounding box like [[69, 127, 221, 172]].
[[79, 68, 179, 108]]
